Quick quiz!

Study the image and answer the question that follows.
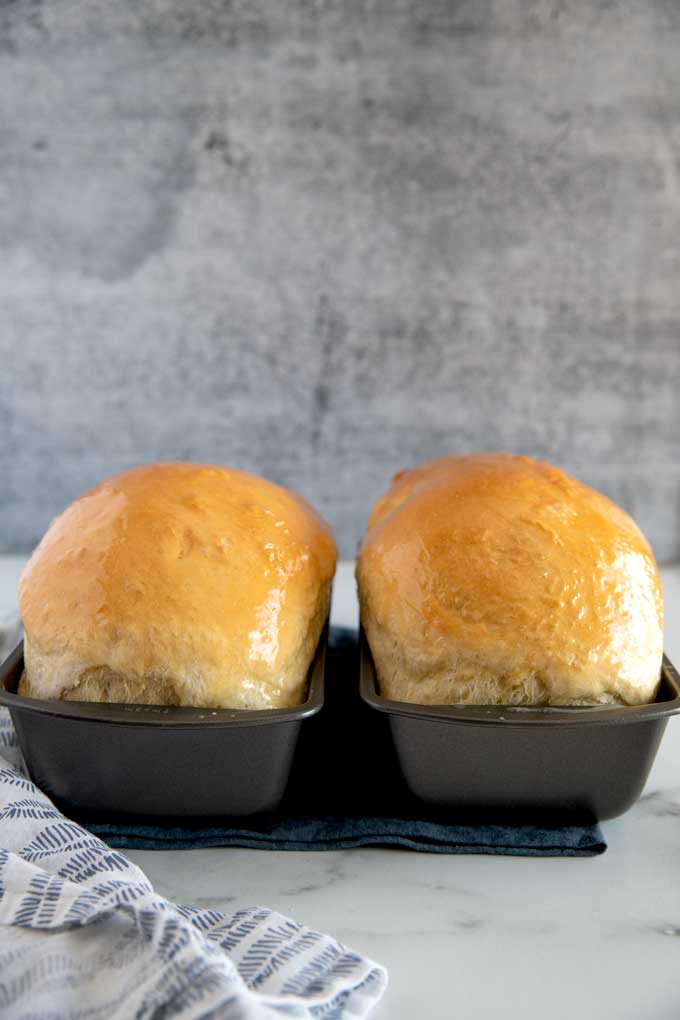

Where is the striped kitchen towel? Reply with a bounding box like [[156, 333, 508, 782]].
[[0, 709, 387, 1019]]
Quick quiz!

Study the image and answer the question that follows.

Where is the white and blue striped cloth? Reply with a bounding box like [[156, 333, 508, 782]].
[[0, 694, 387, 1019]]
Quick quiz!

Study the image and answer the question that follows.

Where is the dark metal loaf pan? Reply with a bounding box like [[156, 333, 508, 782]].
[[360, 631, 680, 822], [0, 628, 326, 817]]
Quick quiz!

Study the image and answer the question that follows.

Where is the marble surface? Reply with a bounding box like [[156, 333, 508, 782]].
[[2, 558, 680, 1019]]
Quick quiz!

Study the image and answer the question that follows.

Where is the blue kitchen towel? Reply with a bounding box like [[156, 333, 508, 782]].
[[83, 816, 605, 856], [0, 711, 387, 1018], [80, 628, 606, 857]]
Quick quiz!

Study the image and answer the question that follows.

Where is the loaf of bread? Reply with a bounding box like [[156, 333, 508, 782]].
[[356, 454, 663, 707], [19, 462, 337, 709]]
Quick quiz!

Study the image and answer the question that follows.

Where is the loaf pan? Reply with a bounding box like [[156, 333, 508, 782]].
[[0, 628, 326, 817], [360, 631, 680, 821]]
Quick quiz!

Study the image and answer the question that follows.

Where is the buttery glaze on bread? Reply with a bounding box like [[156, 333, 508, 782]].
[[357, 454, 663, 707], [19, 463, 337, 709]]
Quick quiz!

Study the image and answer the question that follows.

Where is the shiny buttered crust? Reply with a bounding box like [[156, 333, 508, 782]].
[[357, 454, 663, 707], [19, 463, 337, 709]]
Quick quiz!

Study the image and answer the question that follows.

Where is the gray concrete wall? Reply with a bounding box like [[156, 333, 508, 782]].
[[1, 0, 679, 560]]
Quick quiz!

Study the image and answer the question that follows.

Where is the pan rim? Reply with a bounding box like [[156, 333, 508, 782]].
[[0, 625, 327, 730], [359, 628, 680, 728]]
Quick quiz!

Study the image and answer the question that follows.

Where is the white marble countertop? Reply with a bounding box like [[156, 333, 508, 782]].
[[2, 557, 680, 1019]]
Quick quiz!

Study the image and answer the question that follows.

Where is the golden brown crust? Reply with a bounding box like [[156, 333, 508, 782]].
[[19, 462, 337, 708], [357, 454, 663, 706]]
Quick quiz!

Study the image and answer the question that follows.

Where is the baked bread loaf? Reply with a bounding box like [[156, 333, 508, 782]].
[[19, 462, 337, 709], [357, 454, 663, 707]]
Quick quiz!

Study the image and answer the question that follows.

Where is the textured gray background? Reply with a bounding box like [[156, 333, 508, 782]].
[[1, 0, 679, 560]]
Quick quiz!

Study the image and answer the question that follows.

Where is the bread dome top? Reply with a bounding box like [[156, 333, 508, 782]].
[[357, 454, 662, 706], [19, 462, 337, 708]]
